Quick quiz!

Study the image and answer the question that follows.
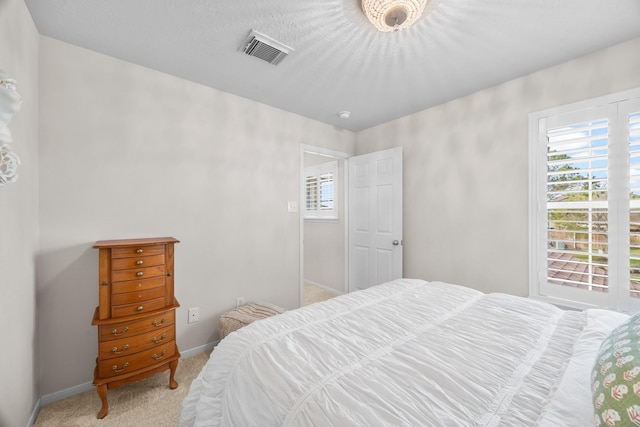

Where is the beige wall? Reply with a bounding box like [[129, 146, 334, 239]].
[[356, 37, 640, 297], [36, 37, 355, 395], [0, 0, 40, 426]]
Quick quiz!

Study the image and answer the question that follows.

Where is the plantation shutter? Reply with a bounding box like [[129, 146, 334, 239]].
[[318, 172, 335, 210], [545, 116, 610, 293], [306, 175, 319, 211], [628, 110, 640, 299], [532, 91, 640, 311], [304, 160, 338, 220]]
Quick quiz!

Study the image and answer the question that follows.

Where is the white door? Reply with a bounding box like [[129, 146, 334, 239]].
[[348, 147, 403, 292]]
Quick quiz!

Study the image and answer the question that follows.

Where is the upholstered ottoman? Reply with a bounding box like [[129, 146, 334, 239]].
[[219, 302, 285, 339]]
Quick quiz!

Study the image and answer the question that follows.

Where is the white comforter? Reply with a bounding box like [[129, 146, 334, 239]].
[[179, 279, 627, 427]]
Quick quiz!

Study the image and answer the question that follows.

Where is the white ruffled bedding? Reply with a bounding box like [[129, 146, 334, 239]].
[[179, 279, 628, 427]]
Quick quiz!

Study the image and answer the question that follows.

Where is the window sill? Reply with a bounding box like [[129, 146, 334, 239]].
[[527, 294, 629, 314], [303, 217, 339, 223]]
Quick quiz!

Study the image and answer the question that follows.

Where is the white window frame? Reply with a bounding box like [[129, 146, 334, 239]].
[[304, 160, 338, 221], [529, 87, 640, 312]]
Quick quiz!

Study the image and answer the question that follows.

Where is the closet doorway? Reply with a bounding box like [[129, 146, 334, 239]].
[[299, 145, 350, 307]]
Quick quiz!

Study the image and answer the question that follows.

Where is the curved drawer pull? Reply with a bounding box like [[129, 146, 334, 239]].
[[152, 349, 168, 360], [136, 271, 144, 277], [151, 333, 167, 344], [136, 249, 143, 254], [136, 260, 144, 265], [136, 305, 144, 312], [111, 344, 129, 354], [151, 318, 167, 327], [112, 362, 129, 373], [111, 327, 129, 336]]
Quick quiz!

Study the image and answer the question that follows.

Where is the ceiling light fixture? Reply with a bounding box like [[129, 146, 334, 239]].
[[361, 0, 427, 32]]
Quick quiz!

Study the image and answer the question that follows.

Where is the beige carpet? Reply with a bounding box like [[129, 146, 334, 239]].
[[304, 283, 339, 305], [34, 350, 211, 427]]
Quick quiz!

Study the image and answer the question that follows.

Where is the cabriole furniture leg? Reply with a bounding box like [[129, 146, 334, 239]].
[[96, 383, 108, 419], [170, 359, 179, 389]]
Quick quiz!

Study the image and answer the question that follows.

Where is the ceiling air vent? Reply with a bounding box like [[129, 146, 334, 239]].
[[240, 30, 293, 66]]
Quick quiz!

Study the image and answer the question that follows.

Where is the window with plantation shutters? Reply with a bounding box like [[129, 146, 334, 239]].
[[304, 160, 338, 220], [546, 118, 609, 294], [630, 111, 640, 298], [530, 89, 640, 312]]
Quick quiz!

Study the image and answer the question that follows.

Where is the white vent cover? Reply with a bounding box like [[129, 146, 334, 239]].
[[239, 30, 293, 66]]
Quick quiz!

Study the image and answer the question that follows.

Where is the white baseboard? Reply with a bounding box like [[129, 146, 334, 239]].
[[180, 340, 217, 358], [304, 279, 343, 295], [27, 341, 218, 427], [26, 400, 42, 427], [40, 381, 94, 407], [28, 381, 94, 427]]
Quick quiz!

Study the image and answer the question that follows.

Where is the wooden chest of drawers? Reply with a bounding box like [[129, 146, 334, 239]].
[[91, 237, 180, 419]]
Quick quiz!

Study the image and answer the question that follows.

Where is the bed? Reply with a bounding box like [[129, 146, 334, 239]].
[[179, 278, 632, 426]]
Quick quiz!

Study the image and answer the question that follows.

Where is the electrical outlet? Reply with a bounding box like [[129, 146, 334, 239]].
[[188, 307, 200, 324], [236, 297, 245, 308]]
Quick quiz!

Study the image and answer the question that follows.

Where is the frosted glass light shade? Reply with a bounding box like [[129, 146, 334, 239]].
[[361, 0, 427, 32]]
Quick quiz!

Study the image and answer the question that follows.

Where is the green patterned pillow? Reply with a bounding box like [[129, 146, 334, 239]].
[[592, 313, 640, 426]]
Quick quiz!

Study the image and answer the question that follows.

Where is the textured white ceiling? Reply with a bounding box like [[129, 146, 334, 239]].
[[24, 0, 640, 131]]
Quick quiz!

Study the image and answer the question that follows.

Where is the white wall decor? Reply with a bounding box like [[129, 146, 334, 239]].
[[0, 68, 22, 187]]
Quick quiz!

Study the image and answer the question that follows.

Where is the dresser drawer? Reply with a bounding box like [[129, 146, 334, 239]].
[[111, 244, 165, 259], [111, 254, 165, 271], [111, 297, 167, 318], [111, 265, 165, 282], [97, 341, 176, 379], [98, 310, 175, 342], [111, 287, 165, 306], [112, 276, 165, 294], [99, 325, 175, 360]]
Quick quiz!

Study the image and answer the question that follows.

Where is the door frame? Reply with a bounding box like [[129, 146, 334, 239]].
[[299, 144, 351, 307]]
